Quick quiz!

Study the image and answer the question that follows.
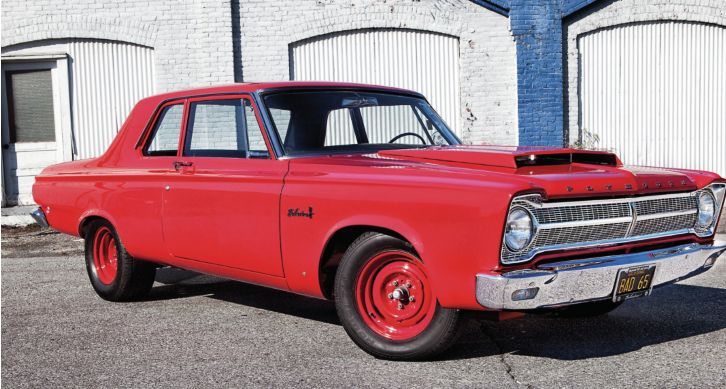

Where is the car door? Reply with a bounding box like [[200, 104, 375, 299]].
[[161, 95, 287, 276], [120, 100, 187, 263]]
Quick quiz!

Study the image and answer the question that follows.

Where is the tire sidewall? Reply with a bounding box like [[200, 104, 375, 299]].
[[335, 234, 458, 359], [84, 220, 124, 299]]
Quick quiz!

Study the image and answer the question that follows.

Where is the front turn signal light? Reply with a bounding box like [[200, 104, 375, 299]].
[[511, 287, 539, 301]]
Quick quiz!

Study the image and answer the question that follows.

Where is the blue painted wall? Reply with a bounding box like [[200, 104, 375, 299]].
[[473, 0, 600, 147], [510, 0, 564, 146]]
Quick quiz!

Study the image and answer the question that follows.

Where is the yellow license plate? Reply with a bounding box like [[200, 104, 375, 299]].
[[613, 264, 657, 302]]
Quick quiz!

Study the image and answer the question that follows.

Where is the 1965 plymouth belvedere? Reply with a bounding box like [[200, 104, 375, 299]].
[[31, 82, 726, 360]]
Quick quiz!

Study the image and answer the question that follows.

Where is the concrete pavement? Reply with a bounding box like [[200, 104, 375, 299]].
[[2, 250, 726, 388]]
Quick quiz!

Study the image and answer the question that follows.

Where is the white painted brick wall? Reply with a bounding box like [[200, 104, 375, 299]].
[[2, 0, 519, 146], [237, 0, 519, 145], [5, 0, 724, 155], [2, 1, 236, 93]]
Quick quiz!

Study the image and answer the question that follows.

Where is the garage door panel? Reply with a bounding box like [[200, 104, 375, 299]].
[[579, 21, 725, 177], [68, 40, 155, 159], [290, 29, 461, 136]]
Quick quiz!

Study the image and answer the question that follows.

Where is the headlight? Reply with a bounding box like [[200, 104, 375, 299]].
[[698, 192, 716, 228], [505, 208, 534, 251]]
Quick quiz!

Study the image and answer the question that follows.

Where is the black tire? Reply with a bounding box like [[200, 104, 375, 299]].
[[334, 232, 466, 360], [84, 219, 156, 301], [550, 299, 624, 318]]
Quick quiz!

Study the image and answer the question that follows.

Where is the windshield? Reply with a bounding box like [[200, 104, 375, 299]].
[[261, 90, 461, 156]]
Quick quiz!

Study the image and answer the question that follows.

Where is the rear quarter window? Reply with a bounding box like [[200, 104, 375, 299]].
[[146, 104, 184, 156]]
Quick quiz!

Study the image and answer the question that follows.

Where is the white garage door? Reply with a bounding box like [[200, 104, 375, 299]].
[[67, 40, 156, 159], [290, 29, 461, 135], [579, 21, 725, 177]]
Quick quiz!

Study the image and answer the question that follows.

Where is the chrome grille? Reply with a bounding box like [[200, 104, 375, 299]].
[[502, 222, 632, 261], [632, 196, 697, 215], [532, 203, 631, 224], [500, 187, 724, 264], [630, 213, 697, 236], [533, 222, 631, 248]]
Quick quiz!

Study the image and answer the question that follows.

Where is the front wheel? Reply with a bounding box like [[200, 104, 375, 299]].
[[334, 232, 466, 360], [84, 219, 156, 301]]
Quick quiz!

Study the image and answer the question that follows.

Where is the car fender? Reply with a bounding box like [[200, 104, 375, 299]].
[[77, 208, 122, 239], [324, 214, 426, 258]]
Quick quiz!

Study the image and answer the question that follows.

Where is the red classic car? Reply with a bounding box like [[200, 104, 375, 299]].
[[31, 82, 726, 360]]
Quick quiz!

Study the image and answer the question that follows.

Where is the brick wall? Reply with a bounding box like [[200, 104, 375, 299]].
[[509, 0, 564, 146], [2, 0, 520, 147], [4, 0, 725, 153], [236, 0, 519, 146], [1, 0, 236, 93]]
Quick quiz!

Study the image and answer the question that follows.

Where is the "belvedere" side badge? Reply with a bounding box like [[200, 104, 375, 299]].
[[288, 207, 314, 219]]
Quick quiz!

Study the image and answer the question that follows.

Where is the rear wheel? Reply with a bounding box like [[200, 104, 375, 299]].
[[334, 232, 466, 360], [84, 219, 156, 301]]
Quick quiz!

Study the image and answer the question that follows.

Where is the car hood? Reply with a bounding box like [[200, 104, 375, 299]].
[[375, 146, 720, 198]]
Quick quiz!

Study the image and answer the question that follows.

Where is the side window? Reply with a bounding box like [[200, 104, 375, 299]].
[[146, 104, 183, 156], [245, 101, 270, 158], [183, 98, 269, 158], [324, 108, 357, 146], [269, 108, 291, 144]]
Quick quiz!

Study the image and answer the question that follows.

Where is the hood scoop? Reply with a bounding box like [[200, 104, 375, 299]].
[[377, 145, 711, 197], [379, 146, 619, 169]]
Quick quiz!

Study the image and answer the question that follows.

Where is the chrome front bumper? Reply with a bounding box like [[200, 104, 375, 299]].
[[476, 241, 726, 310]]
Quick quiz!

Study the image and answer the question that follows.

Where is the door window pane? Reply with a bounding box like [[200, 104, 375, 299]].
[[6, 69, 56, 143], [147, 104, 183, 156], [245, 101, 269, 158], [269, 108, 291, 143], [184, 98, 269, 158]]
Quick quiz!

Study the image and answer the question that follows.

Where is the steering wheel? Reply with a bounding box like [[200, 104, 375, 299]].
[[388, 132, 427, 144]]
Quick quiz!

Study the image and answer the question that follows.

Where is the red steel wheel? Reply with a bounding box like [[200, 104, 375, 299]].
[[355, 251, 436, 340], [84, 219, 157, 301], [335, 232, 466, 360], [92, 226, 118, 285]]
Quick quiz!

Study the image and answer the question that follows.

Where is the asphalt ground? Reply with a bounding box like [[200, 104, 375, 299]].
[[3, 236, 726, 388]]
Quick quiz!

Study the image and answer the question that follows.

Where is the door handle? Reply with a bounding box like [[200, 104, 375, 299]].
[[173, 161, 193, 171]]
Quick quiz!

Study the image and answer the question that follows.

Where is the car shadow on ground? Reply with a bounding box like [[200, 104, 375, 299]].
[[149, 268, 726, 361], [443, 283, 726, 361], [148, 268, 340, 326]]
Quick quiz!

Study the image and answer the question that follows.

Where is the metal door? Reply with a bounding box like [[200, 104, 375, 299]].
[[579, 21, 725, 176], [161, 96, 287, 276], [1, 61, 70, 206]]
